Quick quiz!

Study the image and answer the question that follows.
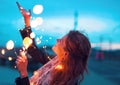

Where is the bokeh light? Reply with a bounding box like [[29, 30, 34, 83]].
[[1, 49, 5, 55], [30, 32, 36, 39], [8, 56, 13, 61], [33, 5, 43, 14], [23, 37, 33, 49], [36, 37, 41, 45], [6, 40, 14, 50], [33, 71, 38, 75], [31, 17, 43, 28], [55, 65, 63, 70]]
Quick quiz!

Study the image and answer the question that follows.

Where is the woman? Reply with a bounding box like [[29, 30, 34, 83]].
[[15, 4, 91, 85]]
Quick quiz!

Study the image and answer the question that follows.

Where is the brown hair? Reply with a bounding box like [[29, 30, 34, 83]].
[[50, 30, 91, 85]]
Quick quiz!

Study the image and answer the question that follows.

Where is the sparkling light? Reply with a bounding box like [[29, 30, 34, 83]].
[[33, 5, 43, 14], [31, 17, 43, 28], [47, 56, 51, 60], [43, 46, 47, 49], [33, 71, 38, 75], [1, 49, 5, 55], [36, 37, 41, 45], [30, 32, 36, 39], [55, 65, 63, 70], [6, 40, 14, 50], [23, 37, 33, 49], [8, 57, 13, 61]]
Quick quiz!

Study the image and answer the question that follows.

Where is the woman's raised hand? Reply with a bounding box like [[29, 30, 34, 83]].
[[16, 50, 28, 78], [16, 2, 31, 27]]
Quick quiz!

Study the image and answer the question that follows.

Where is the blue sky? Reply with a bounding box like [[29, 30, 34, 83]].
[[0, 0, 120, 49]]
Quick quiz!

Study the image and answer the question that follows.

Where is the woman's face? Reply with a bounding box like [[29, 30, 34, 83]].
[[52, 35, 67, 60]]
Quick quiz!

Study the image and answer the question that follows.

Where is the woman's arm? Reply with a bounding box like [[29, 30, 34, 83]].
[[17, 2, 50, 64], [15, 77, 30, 85]]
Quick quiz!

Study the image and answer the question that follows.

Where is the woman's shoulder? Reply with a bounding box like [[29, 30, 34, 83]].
[[30, 56, 59, 84]]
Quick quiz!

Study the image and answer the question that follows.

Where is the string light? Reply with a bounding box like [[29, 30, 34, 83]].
[[33, 71, 38, 75], [43, 46, 47, 49], [47, 56, 51, 60], [23, 37, 33, 49], [30, 32, 36, 39], [8, 57, 13, 61]]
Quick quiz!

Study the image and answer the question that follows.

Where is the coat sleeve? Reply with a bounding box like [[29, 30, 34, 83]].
[[15, 77, 30, 85], [19, 26, 50, 65]]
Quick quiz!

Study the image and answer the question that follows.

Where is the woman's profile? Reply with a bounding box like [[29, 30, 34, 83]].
[[15, 2, 91, 85]]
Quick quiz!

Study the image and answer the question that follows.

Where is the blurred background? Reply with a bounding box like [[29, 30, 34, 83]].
[[0, 0, 120, 85]]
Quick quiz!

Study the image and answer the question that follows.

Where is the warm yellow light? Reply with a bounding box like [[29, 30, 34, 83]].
[[6, 40, 14, 50], [33, 71, 38, 75], [1, 49, 5, 55], [55, 65, 63, 70], [8, 57, 13, 61], [23, 37, 33, 49], [47, 56, 51, 60]]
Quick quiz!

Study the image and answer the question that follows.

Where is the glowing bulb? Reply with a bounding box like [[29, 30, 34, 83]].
[[33, 5, 43, 14], [23, 37, 33, 49], [6, 40, 14, 50], [8, 57, 13, 61], [47, 56, 51, 60], [30, 32, 36, 38], [33, 71, 38, 75], [55, 65, 63, 70], [1, 49, 5, 55]]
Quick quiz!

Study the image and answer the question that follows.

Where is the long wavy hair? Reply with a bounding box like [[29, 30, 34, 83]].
[[50, 30, 91, 85]]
